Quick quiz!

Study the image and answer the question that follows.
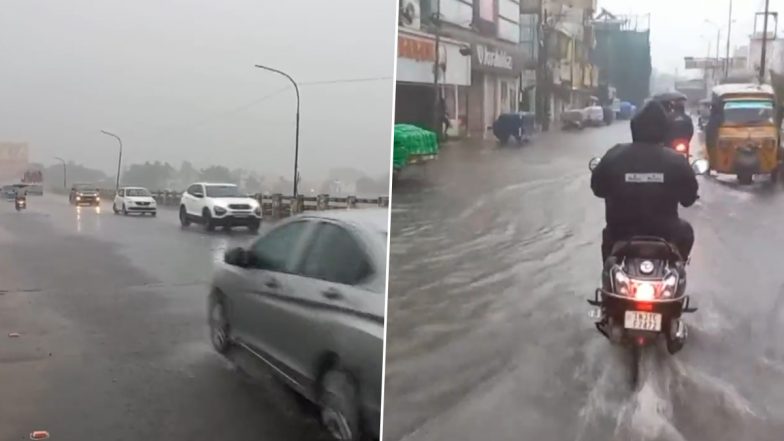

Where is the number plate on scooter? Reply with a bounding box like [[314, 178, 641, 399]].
[[624, 311, 662, 331]]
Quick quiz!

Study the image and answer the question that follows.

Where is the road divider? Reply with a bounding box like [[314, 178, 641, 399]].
[[48, 188, 389, 220]]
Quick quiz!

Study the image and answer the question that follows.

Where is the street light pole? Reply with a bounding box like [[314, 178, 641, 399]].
[[760, 0, 771, 83], [99, 130, 123, 192], [254, 64, 301, 197], [54, 156, 67, 189], [725, 0, 733, 78]]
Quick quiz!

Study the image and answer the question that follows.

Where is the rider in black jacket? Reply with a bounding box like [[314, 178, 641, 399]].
[[666, 100, 695, 146], [591, 100, 699, 264]]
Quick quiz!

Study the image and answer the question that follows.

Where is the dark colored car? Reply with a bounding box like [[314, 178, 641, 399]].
[[69, 184, 101, 206]]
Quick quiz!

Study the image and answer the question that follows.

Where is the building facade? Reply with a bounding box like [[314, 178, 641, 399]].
[[396, 0, 529, 138]]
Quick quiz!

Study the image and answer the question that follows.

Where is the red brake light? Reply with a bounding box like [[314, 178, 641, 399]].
[[676, 144, 687, 152]]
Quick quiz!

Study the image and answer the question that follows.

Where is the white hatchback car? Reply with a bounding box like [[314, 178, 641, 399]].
[[179, 182, 262, 232], [113, 187, 157, 216]]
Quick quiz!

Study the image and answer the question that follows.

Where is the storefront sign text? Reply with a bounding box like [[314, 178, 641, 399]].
[[398, 35, 435, 62], [476, 45, 513, 70]]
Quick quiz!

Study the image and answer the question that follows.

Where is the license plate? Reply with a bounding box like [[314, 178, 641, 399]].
[[624, 310, 662, 331], [233, 214, 249, 218]]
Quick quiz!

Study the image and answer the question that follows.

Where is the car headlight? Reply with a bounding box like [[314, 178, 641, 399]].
[[76, 196, 81, 201], [213, 206, 227, 215]]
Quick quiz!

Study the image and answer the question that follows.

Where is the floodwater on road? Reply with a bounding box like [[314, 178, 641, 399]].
[[385, 124, 784, 441], [0, 196, 331, 441]]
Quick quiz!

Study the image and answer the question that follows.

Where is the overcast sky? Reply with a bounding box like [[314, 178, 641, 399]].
[[599, 0, 779, 76], [0, 0, 396, 180]]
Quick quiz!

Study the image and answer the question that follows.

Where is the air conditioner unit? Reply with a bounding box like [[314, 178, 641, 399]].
[[400, 0, 421, 30]]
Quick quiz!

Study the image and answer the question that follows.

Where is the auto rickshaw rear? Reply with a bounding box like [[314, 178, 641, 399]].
[[705, 83, 781, 185]]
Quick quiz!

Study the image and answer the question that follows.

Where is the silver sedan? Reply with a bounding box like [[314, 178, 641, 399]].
[[208, 208, 387, 441]]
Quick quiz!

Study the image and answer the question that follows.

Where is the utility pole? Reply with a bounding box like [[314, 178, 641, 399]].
[[536, 0, 550, 131], [432, 0, 442, 139], [725, 0, 733, 78], [760, 0, 771, 83]]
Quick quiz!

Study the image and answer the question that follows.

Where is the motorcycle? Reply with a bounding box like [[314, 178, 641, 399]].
[[586, 157, 708, 387], [14, 195, 26, 211]]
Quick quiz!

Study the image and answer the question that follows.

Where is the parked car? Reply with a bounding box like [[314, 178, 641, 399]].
[[69, 184, 100, 206], [209, 209, 387, 440], [179, 182, 261, 232], [113, 186, 157, 216]]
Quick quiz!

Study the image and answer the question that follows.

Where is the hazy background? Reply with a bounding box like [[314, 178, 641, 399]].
[[0, 0, 396, 182], [600, 0, 775, 75]]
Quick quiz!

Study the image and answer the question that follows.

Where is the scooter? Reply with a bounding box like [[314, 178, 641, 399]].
[[15, 195, 26, 211]]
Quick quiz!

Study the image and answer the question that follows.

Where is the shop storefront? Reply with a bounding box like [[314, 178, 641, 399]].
[[466, 42, 526, 136], [396, 29, 471, 135]]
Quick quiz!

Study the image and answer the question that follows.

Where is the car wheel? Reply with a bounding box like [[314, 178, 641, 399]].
[[122, 204, 128, 215], [208, 294, 231, 354], [179, 206, 191, 227], [150, 211, 157, 217], [248, 221, 260, 233], [320, 370, 361, 441], [113, 204, 119, 215], [203, 210, 215, 231]]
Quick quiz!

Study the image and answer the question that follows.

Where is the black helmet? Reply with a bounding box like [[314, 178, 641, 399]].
[[631, 101, 669, 144]]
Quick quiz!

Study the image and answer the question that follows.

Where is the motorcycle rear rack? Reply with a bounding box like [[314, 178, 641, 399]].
[[588, 288, 698, 313]]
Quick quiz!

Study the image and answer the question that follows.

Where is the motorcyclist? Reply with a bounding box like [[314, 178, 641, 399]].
[[591, 100, 699, 265], [666, 99, 694, 147]]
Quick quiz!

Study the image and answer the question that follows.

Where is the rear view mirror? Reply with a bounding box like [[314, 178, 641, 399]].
[[224, 247, 248, 267], [588, 157, 601, 171], [691, 159, 710, 175]]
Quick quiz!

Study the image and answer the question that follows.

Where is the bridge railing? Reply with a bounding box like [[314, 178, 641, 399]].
[[87, 189, 389, 219]]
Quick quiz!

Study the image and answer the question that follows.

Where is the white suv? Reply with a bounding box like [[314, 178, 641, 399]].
[[179, 183, 262, 232]]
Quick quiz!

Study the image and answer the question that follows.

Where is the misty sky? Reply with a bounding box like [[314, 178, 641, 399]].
[[0, 0, 396, 181], [599, 0, 779, 76]]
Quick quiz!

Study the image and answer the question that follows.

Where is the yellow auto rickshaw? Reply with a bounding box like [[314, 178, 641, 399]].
[[705, 83, 782, 185]]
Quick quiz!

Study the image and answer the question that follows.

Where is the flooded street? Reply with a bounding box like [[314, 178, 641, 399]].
[[385, 123, 784, 441]]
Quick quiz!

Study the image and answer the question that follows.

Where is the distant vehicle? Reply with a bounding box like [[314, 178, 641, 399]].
[[22, 169, 43, 195], [69, 184, 100, 206], [209, 209, 387, 441], [179, 182, 261, 232], [113, 187, 157, 216]]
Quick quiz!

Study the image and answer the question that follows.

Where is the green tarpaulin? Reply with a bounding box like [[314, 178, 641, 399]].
[[393, 124, 439, 169]]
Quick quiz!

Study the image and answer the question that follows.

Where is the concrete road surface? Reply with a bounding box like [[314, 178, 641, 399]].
[[0, 196, 332, 440], [385, 124, 784, 441]]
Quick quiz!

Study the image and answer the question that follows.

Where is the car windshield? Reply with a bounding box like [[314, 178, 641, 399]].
[[126, 188, 151, 197], [75, 185, 97, 192], [205, 185, 241, 197], [723, 100, 775, 125]]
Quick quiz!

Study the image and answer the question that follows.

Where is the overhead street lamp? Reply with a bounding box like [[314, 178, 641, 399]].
[[54, 156, 67, 189], [99, 130, 123, 192], [254, 64, 301, 197]]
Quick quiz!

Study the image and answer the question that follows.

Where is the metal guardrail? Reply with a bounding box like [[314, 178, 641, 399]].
[[69, 189, 390, 219]]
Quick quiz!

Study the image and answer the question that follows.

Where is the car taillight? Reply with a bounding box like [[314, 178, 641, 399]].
[[676, 144, 687, 152]]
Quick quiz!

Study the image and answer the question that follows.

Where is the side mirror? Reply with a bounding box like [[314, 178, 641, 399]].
[[691, 159, 710, 175], [588, 157, 601, 171], [224, 247, 248, 267], [192, 191, 204, 198]]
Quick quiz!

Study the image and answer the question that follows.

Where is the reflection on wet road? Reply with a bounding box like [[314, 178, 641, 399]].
[[0, 196, 330, 440], [385, 124, 784, 441]]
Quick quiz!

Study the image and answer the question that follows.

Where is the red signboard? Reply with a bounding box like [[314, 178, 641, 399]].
[[398, 35, 435, 62]]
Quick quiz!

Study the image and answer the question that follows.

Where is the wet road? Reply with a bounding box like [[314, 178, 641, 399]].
[[0, 196, 332, 440], [386, 123, 784, 441]]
